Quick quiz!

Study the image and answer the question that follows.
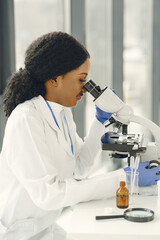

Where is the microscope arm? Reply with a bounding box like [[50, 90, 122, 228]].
[[94, 86, 134, 124], [130, 115, 160, 159]]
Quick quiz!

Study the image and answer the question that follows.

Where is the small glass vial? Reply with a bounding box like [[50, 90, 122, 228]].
[[116, 181, 129, 208]]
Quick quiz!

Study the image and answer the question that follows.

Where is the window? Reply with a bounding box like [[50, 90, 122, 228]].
[[85, 0, 109, 134], [123, 0, 150, 136], [14, 0, 64, 70]]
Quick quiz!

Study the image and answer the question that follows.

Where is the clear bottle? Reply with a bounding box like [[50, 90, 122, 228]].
[[116, 181, 129, 208]]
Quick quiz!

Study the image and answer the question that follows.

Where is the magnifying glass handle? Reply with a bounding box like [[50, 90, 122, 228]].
[[96, 215, 124, 220]]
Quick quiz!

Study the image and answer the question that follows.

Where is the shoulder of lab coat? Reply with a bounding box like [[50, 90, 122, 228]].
[[3, 95, 121, 211]]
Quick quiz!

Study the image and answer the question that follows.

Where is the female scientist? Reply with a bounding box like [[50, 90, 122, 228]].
[[0, 32, 160, 240]]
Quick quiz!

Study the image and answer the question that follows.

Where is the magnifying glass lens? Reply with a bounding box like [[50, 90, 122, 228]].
[[126, 210, 153, 218], [125, 208, 154, 222]]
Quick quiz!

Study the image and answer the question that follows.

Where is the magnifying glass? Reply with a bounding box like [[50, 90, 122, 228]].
[[96, 208, 154, 222]]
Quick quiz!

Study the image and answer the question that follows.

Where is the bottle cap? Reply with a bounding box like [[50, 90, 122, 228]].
[[120, 181, 125, 187]]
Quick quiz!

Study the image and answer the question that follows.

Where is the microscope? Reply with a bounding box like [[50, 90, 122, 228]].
[[83, 80, 160, 169]]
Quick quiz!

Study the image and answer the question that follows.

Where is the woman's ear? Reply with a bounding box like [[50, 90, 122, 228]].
[[50, 78, 57, 86], [51, 75, 64, 86]]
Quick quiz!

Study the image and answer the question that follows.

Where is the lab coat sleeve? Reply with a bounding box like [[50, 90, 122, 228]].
[[5, 107, 125, 211], [73, 115, 106, 179], [64, 169, 126, 207]]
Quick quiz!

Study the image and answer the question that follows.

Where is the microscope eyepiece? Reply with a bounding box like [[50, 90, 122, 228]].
[[83, 80, 106, 100]]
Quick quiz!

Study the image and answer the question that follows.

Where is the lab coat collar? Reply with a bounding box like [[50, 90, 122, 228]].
[[47, 100, 64, 116], [32, 95, 74, 157]]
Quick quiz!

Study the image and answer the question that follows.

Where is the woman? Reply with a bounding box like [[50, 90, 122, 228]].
[[0, 32, 159, 240]]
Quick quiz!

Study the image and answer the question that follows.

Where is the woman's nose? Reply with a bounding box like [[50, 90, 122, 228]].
[[82, 86, 87, 93], [81, 83, 87, 93]]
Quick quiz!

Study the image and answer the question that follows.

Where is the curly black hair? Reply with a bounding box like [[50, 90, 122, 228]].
[[3, 32, 90, 117]]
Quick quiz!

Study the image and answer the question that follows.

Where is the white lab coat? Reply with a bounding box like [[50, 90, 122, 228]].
[[0, 95, 125, 240]]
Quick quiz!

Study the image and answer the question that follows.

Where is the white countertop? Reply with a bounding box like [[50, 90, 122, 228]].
[[57, 195, 160, 240]]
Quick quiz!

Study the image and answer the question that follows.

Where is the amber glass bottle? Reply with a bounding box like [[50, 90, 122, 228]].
[[116, 181, 129, 208]]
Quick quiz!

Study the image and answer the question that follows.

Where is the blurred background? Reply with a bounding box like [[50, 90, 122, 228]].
[[0, 0, 160, 171]]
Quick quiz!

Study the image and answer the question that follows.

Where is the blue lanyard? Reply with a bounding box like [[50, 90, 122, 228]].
[[45, 99, 74, 154], [64, 113, 74, 154], [45, 99, 60, 129]]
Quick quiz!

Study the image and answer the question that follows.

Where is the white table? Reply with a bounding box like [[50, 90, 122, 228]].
[[58, 195, 160, 240]]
